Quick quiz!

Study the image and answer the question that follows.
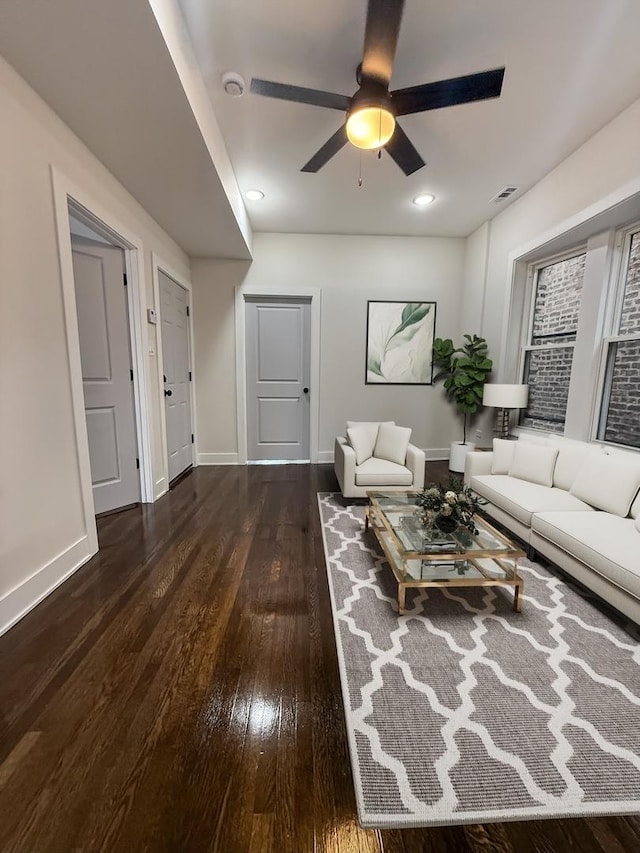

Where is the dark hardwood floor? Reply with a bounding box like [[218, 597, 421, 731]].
[[1, 463, 639, 852]]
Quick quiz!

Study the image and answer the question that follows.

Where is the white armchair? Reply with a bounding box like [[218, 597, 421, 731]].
[[334, 420, 426, 498]]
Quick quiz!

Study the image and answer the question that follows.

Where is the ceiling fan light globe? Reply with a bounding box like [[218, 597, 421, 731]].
[[346, 106, 395, 150]]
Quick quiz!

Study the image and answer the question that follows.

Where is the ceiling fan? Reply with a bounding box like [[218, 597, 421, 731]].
[[250, 0, 504, 176]]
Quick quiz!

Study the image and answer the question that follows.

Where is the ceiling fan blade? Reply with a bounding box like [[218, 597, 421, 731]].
[[384, 124, 425, 175], [301, 125, 349, 173], [361, 0, 405, 88], [392, 67, 505, 116], [251, 78, 351, 111]]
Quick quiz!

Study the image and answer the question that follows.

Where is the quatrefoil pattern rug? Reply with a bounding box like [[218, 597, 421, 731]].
[[317, 493, 640, 828]]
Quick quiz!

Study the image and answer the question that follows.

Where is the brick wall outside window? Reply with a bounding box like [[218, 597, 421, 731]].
[[531, 254, 585, 342], [521, 254, 585, 431], [522, 347, 573, 432], [619, 232, 640, 334], [601, 232, 640, 447], [603, 340, 640, 446]]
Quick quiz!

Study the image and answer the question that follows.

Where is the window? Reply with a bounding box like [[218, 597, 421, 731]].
[[520, 252, 586, 432], [597, 227, 640, 448]]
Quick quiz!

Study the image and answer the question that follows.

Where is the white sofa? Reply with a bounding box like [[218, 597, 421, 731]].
[[334, 420, 426, 499], [465, 436, 640, 625]]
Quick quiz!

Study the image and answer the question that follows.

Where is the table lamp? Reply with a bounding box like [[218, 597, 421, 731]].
[[482, 384, 529, 440]]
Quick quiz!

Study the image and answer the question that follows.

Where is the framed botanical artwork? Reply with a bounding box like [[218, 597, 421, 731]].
[[365, 300, 436, 384]]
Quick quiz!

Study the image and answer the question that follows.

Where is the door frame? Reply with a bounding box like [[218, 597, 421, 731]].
[[152, 253, 197, 496], [51, 166, 154, 550], [235, 285, 321, 464]]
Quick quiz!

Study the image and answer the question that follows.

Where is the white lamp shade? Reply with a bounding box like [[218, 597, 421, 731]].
[[482, 383, 529, 408]]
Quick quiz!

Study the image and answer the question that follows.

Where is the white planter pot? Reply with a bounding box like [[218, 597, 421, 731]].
[[449, 441, 476, 474]]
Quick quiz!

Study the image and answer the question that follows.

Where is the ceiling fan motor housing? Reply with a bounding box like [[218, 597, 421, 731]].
[[349, 82, 395, 118]]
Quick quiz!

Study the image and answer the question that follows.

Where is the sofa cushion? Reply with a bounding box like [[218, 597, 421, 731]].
[[346, 420, 394, 433], [355, 456, 413, 487], [373, 423, 411, 466], [532, 511, 640, 600], [518, 432, 550, 445], [508, 443, 559, 487], [491, 439, 515, 474], [347, 425, 376, 465], [546, 438, 592, 491], [346, 421, 393, 455], [570, 450, 640, 516], [471, 475, 594, 526]]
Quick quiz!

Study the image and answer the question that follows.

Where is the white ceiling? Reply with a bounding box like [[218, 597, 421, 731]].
[[179, 0, 640, 238], [0, 0, 251, 258], [2, 1, 640, 255]]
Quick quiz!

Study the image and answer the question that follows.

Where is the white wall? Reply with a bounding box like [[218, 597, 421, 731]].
[[147, 0, 252, 255], [0, 56, 190, 634], [468, 95, 640, 375], [193, 232, 467, 462], [192, 258, 250, 464], [461, 221, 490, 332]]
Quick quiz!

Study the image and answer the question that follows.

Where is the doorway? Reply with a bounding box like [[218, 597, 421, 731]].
[[71, 221, 140, 514], [245, 296, 311, 462], [51, 169, 154, 558], [158, 270, 194, 484]]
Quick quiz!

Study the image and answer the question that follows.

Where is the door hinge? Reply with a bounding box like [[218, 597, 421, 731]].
[[189, 371, 192, 381], [191, 433, 194, 444], [123, 273, 128, 287], [130, 368, 134, 381], [136, 457, 140, 469], [186, 305, 190, 317]]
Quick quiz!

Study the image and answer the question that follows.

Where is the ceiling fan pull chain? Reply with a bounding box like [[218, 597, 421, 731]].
[[358, 151, 363, 187]]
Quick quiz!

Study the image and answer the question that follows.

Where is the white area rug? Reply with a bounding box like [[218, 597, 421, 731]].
[[318, 493, 640, 829]]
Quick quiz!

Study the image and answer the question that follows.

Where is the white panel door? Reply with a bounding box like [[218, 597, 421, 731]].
[[72, 239, 139, 514], [159, 271, 193, 483], [245, 297, 311, 461]]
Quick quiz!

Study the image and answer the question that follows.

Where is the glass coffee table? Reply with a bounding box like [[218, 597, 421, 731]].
[[365, 491, 525, 615]]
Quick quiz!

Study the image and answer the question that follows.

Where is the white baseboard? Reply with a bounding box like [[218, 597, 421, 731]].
[[154, 476, 168, 501], [197, 449, 451, 466], [197, 452, 239, 466], [425, 448, 450, 461], [0, 535, 97, 637], [317, 448, 450, 464]]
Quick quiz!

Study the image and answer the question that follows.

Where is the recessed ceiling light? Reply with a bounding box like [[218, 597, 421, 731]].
[[245, 189, 264, 201], [413, 193, 435, 207]]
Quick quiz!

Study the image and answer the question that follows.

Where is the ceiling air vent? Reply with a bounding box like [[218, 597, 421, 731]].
[[492, 186, 518, 203]]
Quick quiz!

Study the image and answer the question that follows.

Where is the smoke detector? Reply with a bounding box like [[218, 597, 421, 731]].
[[222, 71, 245, 97]]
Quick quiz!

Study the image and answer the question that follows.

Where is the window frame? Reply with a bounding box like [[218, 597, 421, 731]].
[[518, 244, 587, 432], [593, 220, 640, 448]]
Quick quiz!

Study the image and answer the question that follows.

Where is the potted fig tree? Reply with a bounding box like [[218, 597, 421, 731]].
[[432, 334, 493, 473]]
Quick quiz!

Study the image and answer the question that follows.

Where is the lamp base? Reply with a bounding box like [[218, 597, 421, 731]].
[[494, 407, 511, 441]]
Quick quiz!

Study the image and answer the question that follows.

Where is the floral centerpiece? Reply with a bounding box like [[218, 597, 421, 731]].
[[415, 478, 484, 535]]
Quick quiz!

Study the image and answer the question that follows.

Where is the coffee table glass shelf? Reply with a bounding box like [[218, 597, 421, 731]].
[[365, 490, 525, 615]]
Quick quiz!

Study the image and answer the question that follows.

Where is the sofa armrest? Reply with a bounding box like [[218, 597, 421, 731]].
[[406, 443, 426, 490], [464, 451, 493, 485], [334, 436, 356, 494]]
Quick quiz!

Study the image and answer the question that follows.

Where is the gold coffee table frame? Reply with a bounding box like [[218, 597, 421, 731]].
[[365, 491, 525, 615]]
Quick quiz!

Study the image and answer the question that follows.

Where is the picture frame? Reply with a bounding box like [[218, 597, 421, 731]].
[[365, 300, 436, 385]]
